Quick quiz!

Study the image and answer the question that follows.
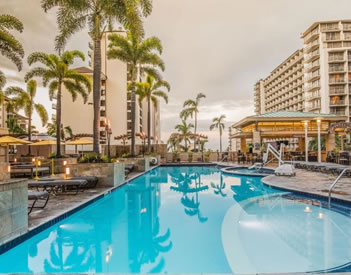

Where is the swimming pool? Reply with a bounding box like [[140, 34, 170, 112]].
[[0, 166, 351, 273]]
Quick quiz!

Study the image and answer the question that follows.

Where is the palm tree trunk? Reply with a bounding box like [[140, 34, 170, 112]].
[[27, 112, 32, 156], [56, 83, 62, 158], [147, 98, 151, 153], [219, 129, 222, 154], [130, 80, 136, 157], [93, 38, 102, 155], [194, 111, 197, 150]]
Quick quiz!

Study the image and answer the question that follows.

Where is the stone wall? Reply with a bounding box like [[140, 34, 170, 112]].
[[0, 179, 28, 245], [70, 162, 125, 188], [0, 162, 10, 181]]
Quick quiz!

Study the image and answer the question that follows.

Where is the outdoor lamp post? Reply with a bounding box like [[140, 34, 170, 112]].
[[317, 119, 321, 163], [304, 121, 309, 162], [105, 118, 112, 162]]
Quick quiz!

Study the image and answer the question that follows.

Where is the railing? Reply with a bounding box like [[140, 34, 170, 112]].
[[330, 100, 345, 106], [329, 89, 345, 95], [329, 79, 345, 84], [329, 56, 344, 62], [328, 168, 350, 207]]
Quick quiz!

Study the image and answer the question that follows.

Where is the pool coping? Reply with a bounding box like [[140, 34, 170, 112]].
[[261, 174, 351, 207], [220, 166, 275, 177], [0, 165, 160, 256]]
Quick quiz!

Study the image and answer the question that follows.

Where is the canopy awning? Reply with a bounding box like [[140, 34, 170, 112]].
[[0, 136, 32, 146], [30, 140, 65, 146], [66, 138, 93, 145]]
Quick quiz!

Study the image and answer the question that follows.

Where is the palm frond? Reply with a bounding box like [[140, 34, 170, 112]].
[[34, 103, 49, 126]]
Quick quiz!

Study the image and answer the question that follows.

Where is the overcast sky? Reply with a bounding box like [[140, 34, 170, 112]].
[[1, 0, 351, 150]]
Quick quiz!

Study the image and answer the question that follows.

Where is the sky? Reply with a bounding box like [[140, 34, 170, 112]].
[[1, 0, 351, 150]]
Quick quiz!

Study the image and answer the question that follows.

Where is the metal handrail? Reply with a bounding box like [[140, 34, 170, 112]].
[[328, 168, 350, 207]]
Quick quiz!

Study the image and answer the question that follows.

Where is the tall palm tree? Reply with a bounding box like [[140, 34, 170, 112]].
[[210, 114, 226, 153], [25, 51, 91, 158], [135, 75, 170, 152], [107, 31, 165, 156], [6, 116, 25, 135], [46, 120, 73, 140], [0, 14, 24, 95], [175, 120, 194, 152], [5, 80, 48, 155], [41, 0, 153, 154], [180, 93, 206, 150], [167, 134, 179, 152]]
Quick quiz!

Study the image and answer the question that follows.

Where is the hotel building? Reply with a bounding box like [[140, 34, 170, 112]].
[[61, 30, 161, 146], [254, 19, 351, 122]]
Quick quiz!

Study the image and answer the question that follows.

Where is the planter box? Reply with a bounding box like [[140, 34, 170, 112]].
[[53, 158, 77, 174], [0, 179, 28, 245], [70, 162, 125, 188], [118, 157, 150, 172]]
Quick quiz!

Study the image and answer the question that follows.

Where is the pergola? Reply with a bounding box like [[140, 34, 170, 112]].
[[230, 111, 347, 162]]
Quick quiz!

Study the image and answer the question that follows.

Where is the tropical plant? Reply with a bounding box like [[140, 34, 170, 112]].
[[78, 152, 109, 163], [5, 80, 48, 155], [6, 115, 25, 134], [107, 30, 165, 156], [175, 120, 194, 152], [167, 134, 179, 152], [309, 136, 326, 151], [46, 120, 73, 140], [41, 0, 153, 154], [25, 50, 91, 158], [0, 14, 24, 95], [180, 93, 206, 150], [209, 114, 226, 153], [135, 75, 170, 152]]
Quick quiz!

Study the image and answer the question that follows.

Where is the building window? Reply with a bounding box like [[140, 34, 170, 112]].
[[326, 32, 340, 41]]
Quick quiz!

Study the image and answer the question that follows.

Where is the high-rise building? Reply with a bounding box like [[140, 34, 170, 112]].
[[254, 19, 351, 122], [61, 30, 161, 145]]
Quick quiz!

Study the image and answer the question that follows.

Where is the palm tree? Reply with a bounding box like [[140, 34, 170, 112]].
[[6, 116, 25, 135], [210, 114, 226, 153], [135, 75, 170, 152], [46, 120, 73, 140], [107, 31, 165, 156], [175, 120, 194, 152], [180, 93, 206, 150], [167, 134, 179, 152], [5, 80, 48, 155], [41, 0, 153, 155], [25, 51, 91, 158], [0, 14, 24, 93]]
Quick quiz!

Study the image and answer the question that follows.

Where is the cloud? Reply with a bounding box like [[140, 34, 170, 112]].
[[2, 0, 351, 149]]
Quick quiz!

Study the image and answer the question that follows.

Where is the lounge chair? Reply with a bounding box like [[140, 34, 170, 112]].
[[125, 164, 135, 177], [11, 165, 50, 178], [29, 179, 88, 195], [28, 191, 50, 214]]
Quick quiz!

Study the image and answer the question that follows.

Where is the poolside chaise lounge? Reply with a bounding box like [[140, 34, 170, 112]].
[[125, 164, 135, 177], [11, 165, 50, 178], [38, 176, 99, 189], [29, 179, 88, 195], [28, 191, 50, 214]]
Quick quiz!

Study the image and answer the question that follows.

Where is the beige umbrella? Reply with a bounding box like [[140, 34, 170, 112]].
[[66, 138, 93, 154], [30, 140, 65, 156], [0, 136, 32, 162]]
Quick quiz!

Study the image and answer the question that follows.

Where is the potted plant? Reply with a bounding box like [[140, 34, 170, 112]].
[[188, 151, 193, 163], [172, 151, 179, 162], [204, 151, 211, 162]]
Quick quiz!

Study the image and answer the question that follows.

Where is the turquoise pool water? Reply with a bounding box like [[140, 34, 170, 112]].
[[1, 166, 351, 273]]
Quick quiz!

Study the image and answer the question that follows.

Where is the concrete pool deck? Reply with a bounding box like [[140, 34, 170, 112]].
[[28, 171, 144, 229], [262, 168, 351, 204]]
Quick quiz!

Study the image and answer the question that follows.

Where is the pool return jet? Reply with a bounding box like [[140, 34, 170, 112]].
[[249, 143, 295, 176]]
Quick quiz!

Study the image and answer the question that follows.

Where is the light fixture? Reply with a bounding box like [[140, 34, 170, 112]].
[[38, 160, 41, 166], [304, 206, 312, 213], [32, 158, 35, 162], [65, 167, 70, 178], [318, 212, 324, 219], [14, 158, 17, 163], [317, 119, 321, 124], [63, 160, 67, 166], [7, 165, 11, 173], [304, 121, 308, 127]]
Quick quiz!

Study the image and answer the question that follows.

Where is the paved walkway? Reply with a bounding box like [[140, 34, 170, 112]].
[[28, 171, 142, 229], [262, 168, 351, 203]]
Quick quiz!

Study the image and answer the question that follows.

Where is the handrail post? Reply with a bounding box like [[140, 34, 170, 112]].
[[328, 168, 349, 207]]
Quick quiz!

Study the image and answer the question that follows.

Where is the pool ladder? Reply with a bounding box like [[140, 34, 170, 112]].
[[328, 168, 350, 207]]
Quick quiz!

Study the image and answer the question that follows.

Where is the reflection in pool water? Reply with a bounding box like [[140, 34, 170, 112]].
[[0, 166, 351, 273]]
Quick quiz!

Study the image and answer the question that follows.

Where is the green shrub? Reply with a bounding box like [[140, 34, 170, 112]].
[[78, 153, 109, 163], [121, 152, 130, 158], [48, 152, 69, 159]]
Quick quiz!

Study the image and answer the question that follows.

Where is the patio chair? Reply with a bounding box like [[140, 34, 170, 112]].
[[28, 191, 50, 214], [125, 164, 135, 177], [326, 151, 336, 163], [339, 152, 350, 165], [29, 179, 88, 195]]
